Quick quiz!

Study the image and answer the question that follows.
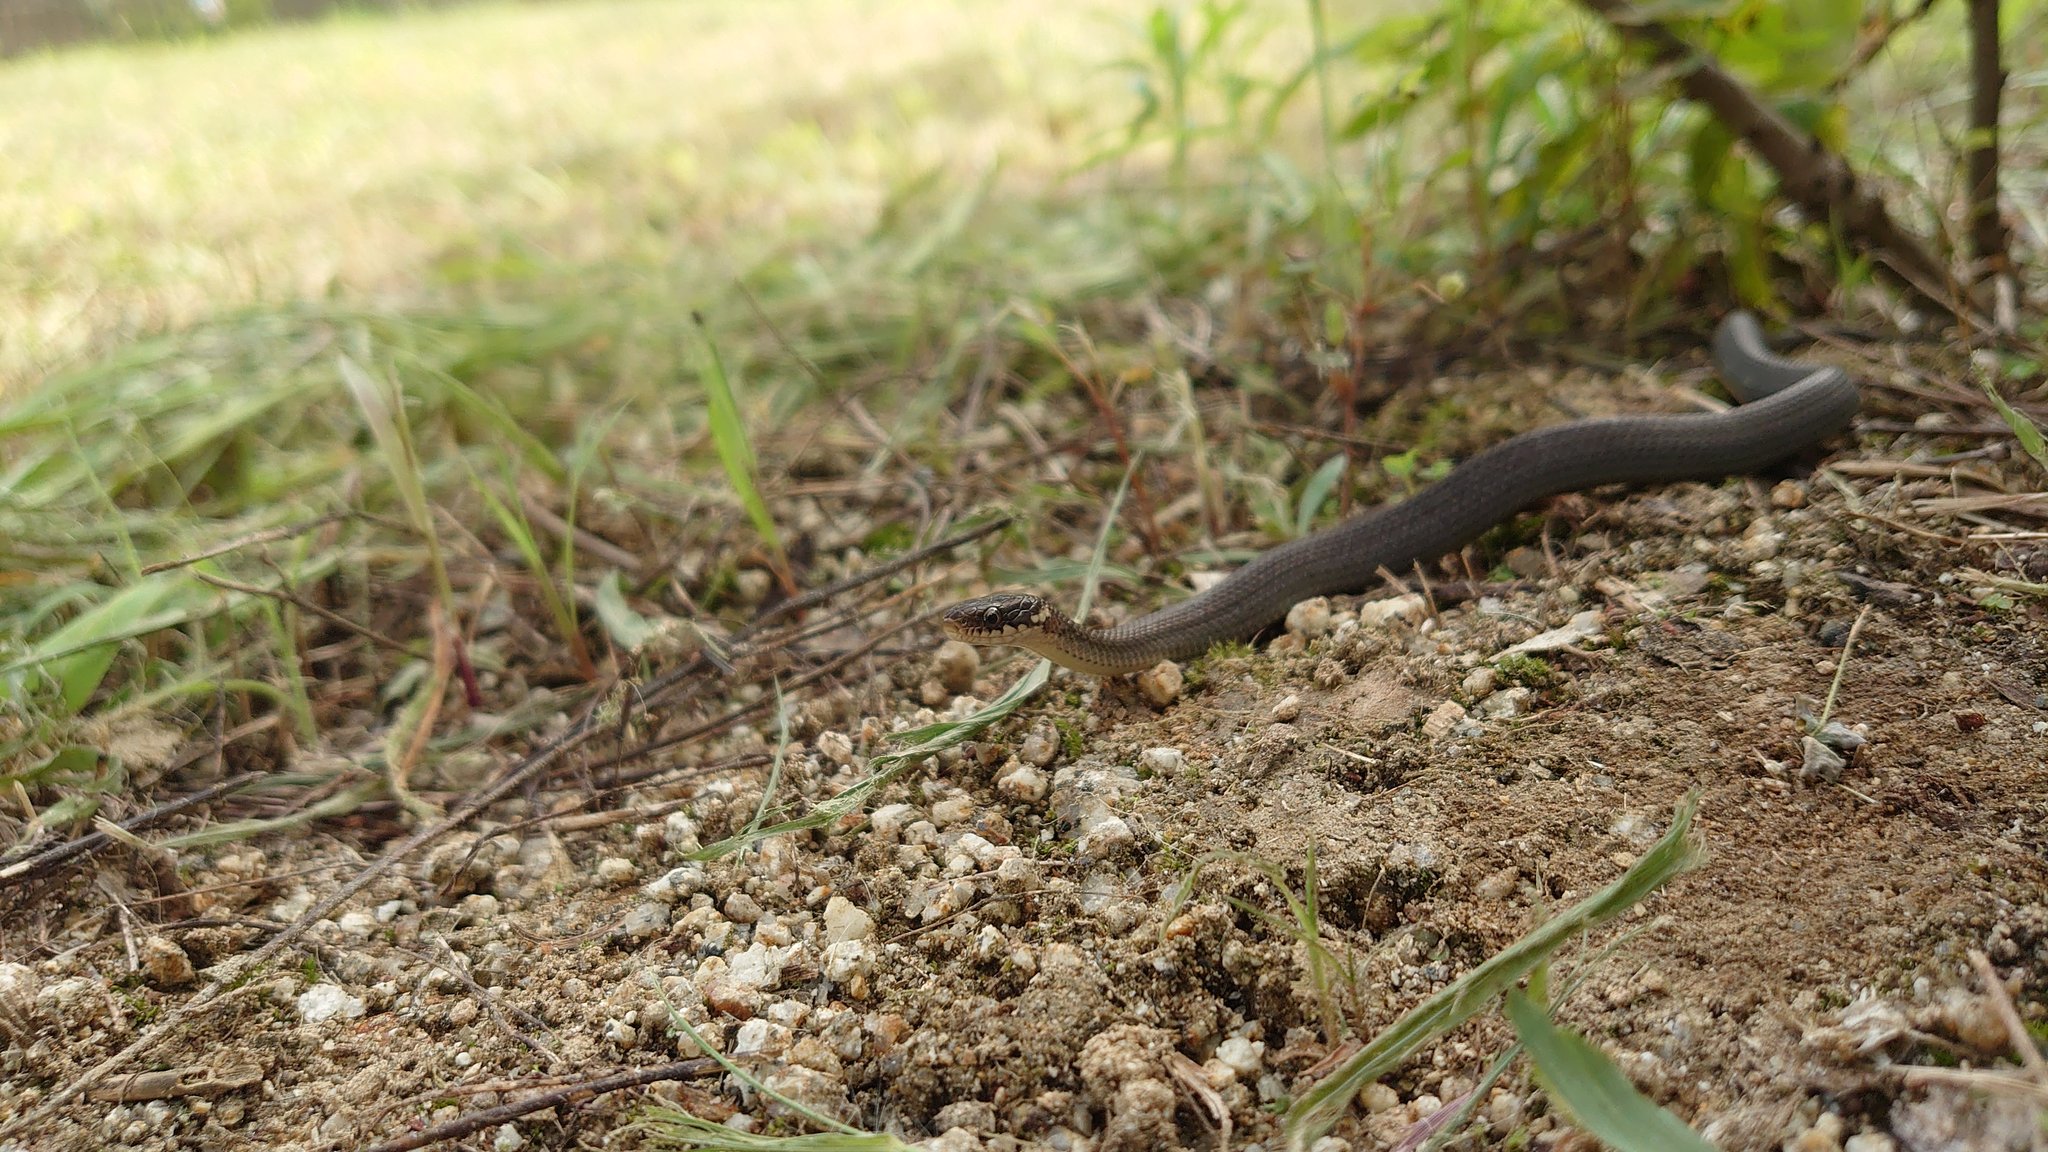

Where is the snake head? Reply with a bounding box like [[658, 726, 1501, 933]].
[[940, 592, 1056, 642]]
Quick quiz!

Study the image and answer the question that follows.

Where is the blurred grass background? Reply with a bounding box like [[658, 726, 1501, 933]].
[[1, 0, 1181, 391]]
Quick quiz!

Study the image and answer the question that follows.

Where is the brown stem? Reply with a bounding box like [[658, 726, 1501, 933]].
[[1966, 0, 2011, 281], [1577, 0, 1961, 314], [1829, 0, 1940, 94]]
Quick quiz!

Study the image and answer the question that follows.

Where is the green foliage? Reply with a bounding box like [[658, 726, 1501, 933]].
[[1495, 652, 1556, 689], [1101, 0, 1958, 324], [1110, 0, 1267, 190], [1284, 793, 1706, 1148], [695, 317, 790, 586], [1508, 986, 1718, 1152], [1981, 378, 2048, 480], [1294, 453, 1349, 537]]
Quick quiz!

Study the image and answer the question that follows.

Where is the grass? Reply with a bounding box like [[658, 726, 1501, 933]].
[[0, 0, 1187, 834], [1283, 793, 1707, 1150], [0, 0, 1163, 392]]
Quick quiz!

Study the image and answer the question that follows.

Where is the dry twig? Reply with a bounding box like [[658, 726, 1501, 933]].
[[356, 1058, 719, 1152]]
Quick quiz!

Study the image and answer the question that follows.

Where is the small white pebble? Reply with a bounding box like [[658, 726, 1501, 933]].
[[1075, 811, 1135, 857], [822, 897, 875, 943], [732, 569, 773, 606], [995, 762, 1048, 801], [1139, 747, 1185, 774], [1460, 666, 1497, 698], [295, 985, 366, 1025], [1473, 687, 1532, 720], [1019, 724, 1061, 766], [1216, 1036, 1264, 1076], [1272, 694, 1301, 722], [1357, 594, 1427, 627], [870, 804, 916, 840], [1358, 1082, 1400, 1113], [954, 833, 998, 866], [1421, 700, 1467, 740], [824, 942, 873, 987], [596, 857, 638, 886], [139, 937, 195, 989]]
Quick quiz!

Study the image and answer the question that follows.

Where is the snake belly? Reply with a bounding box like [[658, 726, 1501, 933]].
[[941, 311, 1858, 675]]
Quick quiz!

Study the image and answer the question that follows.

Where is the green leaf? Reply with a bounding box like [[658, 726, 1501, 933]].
[[0, 744, 101, 792], [1295, 454, 1349, 538], [1685, 118, 1735, 211], [1284, 793, 1705, 1148], [1506, 989, 1718, 1152], [593, 570, 659, 652], [695, 319, 788, 573], [9, 576, 191, 715], [1981, 381, 2048, 478]]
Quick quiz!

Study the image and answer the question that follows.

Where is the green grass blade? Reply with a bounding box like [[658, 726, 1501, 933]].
[[695, 317, 789, 581], [636, 1108, 916, 1151], [3, 576, 198, 715], [477, 479, 588, 672], [1284, 792, 1705, 1150], [637, 1008, 911, 1149], [692, 658, 1050, 858], [1505, 988, 1717, 1152], [338, 352, 454, 608], [156, 778, 386, 850], [1294, 453, 1348, 538], [1981, 379, 2048, 478], [337, 354, 430, 543]]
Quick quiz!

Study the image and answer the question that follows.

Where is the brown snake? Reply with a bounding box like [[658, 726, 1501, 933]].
[[942, 312, 1857, 675]]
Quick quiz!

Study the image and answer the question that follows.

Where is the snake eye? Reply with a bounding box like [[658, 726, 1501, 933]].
[[983, 607, 1002, 629]]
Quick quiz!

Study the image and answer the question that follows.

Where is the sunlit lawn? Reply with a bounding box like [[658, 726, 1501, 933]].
[[0, 0, 1167, 392]]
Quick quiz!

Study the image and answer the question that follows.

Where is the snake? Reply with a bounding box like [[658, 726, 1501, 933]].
[[941, 311, 1858, 675]]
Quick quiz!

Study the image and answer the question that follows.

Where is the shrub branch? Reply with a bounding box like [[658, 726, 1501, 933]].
[[1966, 0, 2011, 283], [1576, 0, 1960, 313]]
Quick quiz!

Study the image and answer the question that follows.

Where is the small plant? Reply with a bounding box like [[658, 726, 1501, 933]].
[[695, 316, 792, 595], [1285, 793, 1708, 1148], [1494, 652, 1555, 689]]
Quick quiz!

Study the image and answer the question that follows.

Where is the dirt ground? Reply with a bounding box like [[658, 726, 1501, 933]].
[[3, 331, 2047, 1152]]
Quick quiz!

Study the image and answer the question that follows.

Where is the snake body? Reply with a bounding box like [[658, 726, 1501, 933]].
[[942, 312, 1858, 675]]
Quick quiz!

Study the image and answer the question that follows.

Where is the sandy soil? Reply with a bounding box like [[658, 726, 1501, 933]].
[[3, 331, 2045, 1152]]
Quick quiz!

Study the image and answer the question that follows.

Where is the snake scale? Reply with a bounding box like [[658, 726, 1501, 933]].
[[942, 311, 1859, 675]]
